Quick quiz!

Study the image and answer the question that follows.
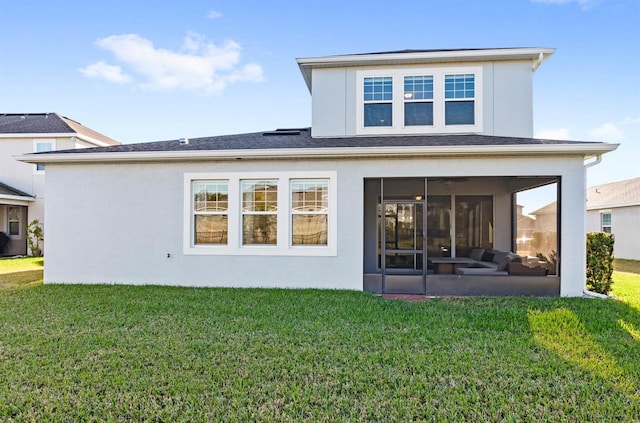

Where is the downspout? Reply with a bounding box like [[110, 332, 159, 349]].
[[583, 154, 609, 298]]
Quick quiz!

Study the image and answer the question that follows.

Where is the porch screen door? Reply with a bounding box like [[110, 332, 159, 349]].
[[381, 202, 425, 293]]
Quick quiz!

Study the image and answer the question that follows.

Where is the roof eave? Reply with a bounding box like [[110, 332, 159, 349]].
[[0, 193, 35, 204], [0, 132, 114, 147], [587, 202, 640, 210], [16, 143, 618, 164], [297, 47, 556, 91]]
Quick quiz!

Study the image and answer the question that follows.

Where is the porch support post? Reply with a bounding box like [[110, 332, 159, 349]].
[[559, 166, 587, 297]]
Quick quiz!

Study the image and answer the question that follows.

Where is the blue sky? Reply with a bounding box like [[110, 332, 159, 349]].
[[1, 0, 638, 188]]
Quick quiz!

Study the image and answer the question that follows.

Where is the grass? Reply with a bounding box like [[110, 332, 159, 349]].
[[616, 258, 640, 275], [0, 259, 639, 421], [0, 256, 43, 274]]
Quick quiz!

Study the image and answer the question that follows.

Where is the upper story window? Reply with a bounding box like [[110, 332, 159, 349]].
[[404, 75, 434, 126], [33, 140, 55, 172], [356, 67, 482, 135], [601, 212, 612, 233], [445, 74, 475, 125], [363, 77, 393, 127]]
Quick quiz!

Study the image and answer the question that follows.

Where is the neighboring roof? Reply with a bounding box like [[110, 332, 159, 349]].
[[0, 113, 120, 146], [587, 177, 640, 209], [0, 181, 34, 202], [17, 129, 618, 164], [296, 47, 555, 91], [530, 201, 557, 216]]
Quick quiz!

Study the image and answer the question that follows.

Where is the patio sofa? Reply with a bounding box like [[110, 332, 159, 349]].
[[454, 248, 548, 276]]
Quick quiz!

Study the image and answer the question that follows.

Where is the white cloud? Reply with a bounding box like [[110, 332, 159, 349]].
[[620, 116, 640, 126], [531, 0, 599, 11], [535, 128, 570, 140], [589, 123, 624, 141], [81, 32, 263, 94], [78, 61, 132, 83], [207, 10, 223, 20]]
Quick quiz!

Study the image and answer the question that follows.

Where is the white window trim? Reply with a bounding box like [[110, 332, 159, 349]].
[[7, 206, 22, 238], [356, 66, 483, 136], [600, 210, 612, 233], [184, 171, 337, 256], [33, 139, 56, 174]]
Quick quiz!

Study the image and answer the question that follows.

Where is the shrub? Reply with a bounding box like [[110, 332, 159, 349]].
[[25, 219, 44, 257], [586, 232, 614, 295]]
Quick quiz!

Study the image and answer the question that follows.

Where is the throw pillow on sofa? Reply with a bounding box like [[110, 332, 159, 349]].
[[469, 248, 485, 261]]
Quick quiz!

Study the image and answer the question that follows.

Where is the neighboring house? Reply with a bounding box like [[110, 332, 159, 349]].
[[0, 113, 119, 255], [586, 177, 640, 260], [19, 48, 617, 296]]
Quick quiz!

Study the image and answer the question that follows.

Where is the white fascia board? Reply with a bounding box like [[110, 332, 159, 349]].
[[0, 133, 73, 139], [297, 48, 556, 90], [75, 134, 116, 147], [0, 194, 35, 204], [587, 202, 640, 210], [16, 142, 618, 164], [0, 132, 113, 147]]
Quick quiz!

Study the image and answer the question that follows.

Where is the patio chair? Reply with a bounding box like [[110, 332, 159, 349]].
[[0, 231, 8, 255]]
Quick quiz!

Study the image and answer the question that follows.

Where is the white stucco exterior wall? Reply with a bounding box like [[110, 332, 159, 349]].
[[44, 154, 588, 296], [587, 206, 640, 260], [310, 60, 534, 138]]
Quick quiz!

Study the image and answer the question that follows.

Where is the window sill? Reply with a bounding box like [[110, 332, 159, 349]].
[[184, 244, 337, 257]]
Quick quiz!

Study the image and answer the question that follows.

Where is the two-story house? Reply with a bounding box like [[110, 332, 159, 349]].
[[0, 113, 119, 255], [18, 49, 617, 296]]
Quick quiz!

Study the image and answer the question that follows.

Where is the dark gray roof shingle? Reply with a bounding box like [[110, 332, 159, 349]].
[[48, 129, 602, 155], [0, 181, 33, 198], [0, 113, 120, 146]]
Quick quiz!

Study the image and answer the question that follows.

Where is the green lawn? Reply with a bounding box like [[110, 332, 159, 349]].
[[0, 260, 638, 421]]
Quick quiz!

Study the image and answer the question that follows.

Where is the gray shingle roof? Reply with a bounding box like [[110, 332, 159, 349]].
[[47, 128, 603, 155], [0, 113, 120, 146], [0, 181, 33, 198], [587, 177, 640, 208]]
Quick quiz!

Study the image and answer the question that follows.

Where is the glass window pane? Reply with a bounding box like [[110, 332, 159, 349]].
[[194, 181, 228, 212], [445, 74, 474, 99], [364, 103, 392, 127], [405, 102, 433, 126], [8, 207, 20, 220], [195, 215, 228, 244], [291, 180, 328, 212], [364, 76, 392, 102], [445, 101, 475, 125], [242, 180, 277, 212], [292, 215, 328, 245], [404, 75, 433, 101], [243, 215, 277, 245], [601, 213, 611, 226]]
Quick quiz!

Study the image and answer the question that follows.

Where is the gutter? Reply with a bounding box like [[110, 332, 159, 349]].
[[583, 289, 609, 299], [582, 153, 609, 299], [16, 143, 619, 165]]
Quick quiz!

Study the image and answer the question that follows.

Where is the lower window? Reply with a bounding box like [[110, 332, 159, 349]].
[[8, 207, 20, 236], [185, 172, 336, 255], [242, 180, 278, 245], [193, 181, 228, 245], [291, 179, 329, 245]]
